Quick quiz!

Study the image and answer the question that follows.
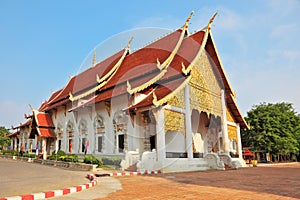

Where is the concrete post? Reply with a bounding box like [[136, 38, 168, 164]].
[[236, 123, 243, 159], [221, 89, 229, 153], [42, 138, 47, 160], [185, 84, 193, 159], [156, 108, 166, 167]]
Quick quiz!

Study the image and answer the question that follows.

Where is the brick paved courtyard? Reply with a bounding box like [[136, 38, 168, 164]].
[[98, 163, 300, 200], [1, 157, 299, 199]]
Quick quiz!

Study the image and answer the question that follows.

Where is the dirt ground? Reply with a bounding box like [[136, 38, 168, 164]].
[[97, 163, 300, 200]]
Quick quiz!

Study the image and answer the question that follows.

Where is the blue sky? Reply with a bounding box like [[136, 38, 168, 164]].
[[1, 0, 300, 128]]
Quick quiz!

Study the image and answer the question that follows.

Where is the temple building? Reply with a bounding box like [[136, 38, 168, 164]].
[[9, 12, 249, 172]]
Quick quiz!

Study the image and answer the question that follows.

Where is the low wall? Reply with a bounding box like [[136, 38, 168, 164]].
[[0, 155, 97, 171]]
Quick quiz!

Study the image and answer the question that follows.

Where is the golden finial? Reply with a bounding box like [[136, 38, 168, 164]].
[[152, 92, 158, 105], [232, 90, 237, 98], [96, 74, 100, 83], [28, 104, 34, 112], [69, 92, 74, 101], [184, 10, 194, 29], [207, 11, 218, 30], [127, 80, 132, 93], [93, 49, 97, 66], [126, 37, 133, 50]]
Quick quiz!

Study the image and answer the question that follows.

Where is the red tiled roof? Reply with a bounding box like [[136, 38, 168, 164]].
[[44, 98, 69, 111], [12, 119, 32, 130], [37, 127, 56, 138], [101, 30, 183, 90], [8, 130, 20, 138], [39, 25, 247, 129], [127, 76, 187, 110], [48, 50, 125, 105], [68, 30, 204, 112], [35, 112, 55, 128], [28, 111, 56, 138]]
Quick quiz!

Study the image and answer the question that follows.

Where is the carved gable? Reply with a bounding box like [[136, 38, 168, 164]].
[[189, 51, 222, 117]]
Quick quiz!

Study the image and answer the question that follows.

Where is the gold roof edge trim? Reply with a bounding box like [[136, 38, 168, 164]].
[[153, 75, 191, 107], [47, 76, 74, 104], [229, 93, 250, 130], [127, 69, 167, 94], [182, 11, 218, 75], [69, 81, 107, 102], [208, 30, 235, 96], [69, 38, 132, 102], [157, 11, 194, 70], [127, 11, 193, 95], [97, 37, 133, 83]]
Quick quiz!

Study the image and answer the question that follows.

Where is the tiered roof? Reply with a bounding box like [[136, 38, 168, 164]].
[[30, 11, 248, 129]]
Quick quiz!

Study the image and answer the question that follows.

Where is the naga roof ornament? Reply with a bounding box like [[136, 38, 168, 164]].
[[152, 75, 191, 107], [182, 11, 218, 75], [69, 37, 133, 102], [127, 11, 194, 95]]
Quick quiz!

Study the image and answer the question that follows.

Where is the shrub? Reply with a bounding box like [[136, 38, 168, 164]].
[[48, 150, 67, 160], [51, 150, 66, 157], [2, 150, 18, 156], [58, 154, 78, 162], [83, 155, 103, 166], [22, 153, 36, 158]]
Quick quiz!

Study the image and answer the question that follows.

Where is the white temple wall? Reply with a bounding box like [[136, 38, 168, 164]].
[[165, 131, 186, 153]]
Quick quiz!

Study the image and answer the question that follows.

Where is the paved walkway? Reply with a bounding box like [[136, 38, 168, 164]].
[[0, 158, 88, 198], [97, 163, 300, 200], [1, 158, 300, 200]]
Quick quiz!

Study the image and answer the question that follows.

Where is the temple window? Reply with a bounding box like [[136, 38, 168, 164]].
[[66, 121, 74, 153], [56, 125, 63, 151], [78, 119, 88, 153], [113, 111, 127, 153], [94, 114, 105, 153]]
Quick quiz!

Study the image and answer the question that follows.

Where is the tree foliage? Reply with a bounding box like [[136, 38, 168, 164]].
[[241, 102, 300, 160], [0, 126, 10, 150]]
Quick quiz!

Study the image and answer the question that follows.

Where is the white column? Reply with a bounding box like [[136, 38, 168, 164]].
[[185, 84, 193, 159], [14, 138, 17, 150], [18, 137, 21, 152], [42, 138, 47, 160], [55, 138, 58, 154], [221, 89, 229, 153], [156, 108, 166, 166], [236, 123, 243, 159], [10, 139, 13, 150]]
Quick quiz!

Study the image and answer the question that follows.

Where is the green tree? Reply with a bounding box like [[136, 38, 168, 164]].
[[241, 102, 300, 161], [0, 126, 10, 150]]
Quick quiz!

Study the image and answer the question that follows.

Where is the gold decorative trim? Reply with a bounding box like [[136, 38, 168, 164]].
[[207, 11, 218, 30], [228, 125, 237, 140], [164, 109, 185, 135], [167, 89, 185, 109], [93, 49, 97, 66], [28, 104, 34, 112], [97, 37, 132, 83], [184, 10, 194, 29], [157, 11, 193, 71], [69, 81, 107, 101], [127, 69, 167, 94], [153, 75, 191, 107], [69, 37, 132, 102], [182, 11, 218, 75], [126, 11, 194, 95]]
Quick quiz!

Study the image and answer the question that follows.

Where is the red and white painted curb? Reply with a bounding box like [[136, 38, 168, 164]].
[[95, 170, 162, 177], [0, 178, 97, 200]]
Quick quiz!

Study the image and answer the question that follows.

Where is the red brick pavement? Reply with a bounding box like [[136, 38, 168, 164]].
[[97, 163, 300, 200]]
